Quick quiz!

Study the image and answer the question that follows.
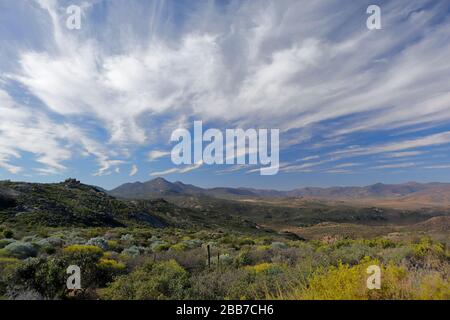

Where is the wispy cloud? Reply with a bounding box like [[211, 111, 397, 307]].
[[129, 164, 138, 176], [300, 155, 320, 161], [333, 131, 450, 158], [148, 150, 171, 161], [334, 163, 360, 168], [371, 162, 416, 169], [150, 161, 203, 176], [325, 169, 353, 174], [384, 151, 425, 158], [423, 164, 450, 169]]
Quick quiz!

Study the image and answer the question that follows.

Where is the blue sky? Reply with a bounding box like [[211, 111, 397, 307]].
[[1, 0, 450, 190]]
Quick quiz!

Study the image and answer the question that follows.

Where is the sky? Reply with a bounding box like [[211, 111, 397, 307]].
[[1, 0, 450, 190]]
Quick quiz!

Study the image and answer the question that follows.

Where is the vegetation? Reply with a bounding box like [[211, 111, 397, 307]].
[[0, 179, 448, 300], [0, 224, 448, 300]]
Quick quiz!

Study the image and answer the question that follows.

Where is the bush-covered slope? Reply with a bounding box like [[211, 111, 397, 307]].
[[0, 179, 170, 228], [0, 179, 267, 233]]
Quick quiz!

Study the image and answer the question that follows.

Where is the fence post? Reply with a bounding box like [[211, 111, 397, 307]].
[[207, 244, 211, 269], [217, 252, 220, 270]]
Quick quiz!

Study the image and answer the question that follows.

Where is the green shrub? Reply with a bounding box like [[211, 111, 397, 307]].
[[0, 257, 21, 296], [234, 251, 253, 267], [101, 260, 189, 300], [121, 245, 146, 256], [2, 230, 14, 239], [271, 242, 288, 249], [170, 243, 187, 252], [96, 258, 127, 285], [11, 257, 68, 299], [412, 238, 445, 258], [4, 241, 38, 259], [86, 237, 109, 250], [0, 239, 15, 249]]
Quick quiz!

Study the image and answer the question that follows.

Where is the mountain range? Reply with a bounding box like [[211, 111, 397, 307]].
[[109, 178, 450, 207]]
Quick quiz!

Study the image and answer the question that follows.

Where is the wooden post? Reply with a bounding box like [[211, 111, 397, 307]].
[[207, 245, 211, 269], [217, 252, 220, 270]]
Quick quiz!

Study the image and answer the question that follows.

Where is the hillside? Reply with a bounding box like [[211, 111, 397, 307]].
[[0, 179, 170, 227], [0, 179, 267, 233]]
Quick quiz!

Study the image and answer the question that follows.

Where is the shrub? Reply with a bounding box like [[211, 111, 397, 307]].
[[96, 258, 127, 285], [182, 239, 202, 249], [101, 260, 189, 300], [120, 234, 134, 241], [0, 239, 15, 249], [36, 237, 65, 248], [170, 243, 187, 252], [2, 230, 14, 239], [234, 251, 253, 267], [151, 241, 170, 252], [288, 258, 411, 300], [22, 235, 40, 243], [415, 273, 450, 300], [62, 245, 104, 286], [10, 256, 68, 299], [271, 242, 288, 249], [86, 237, 109, 250], [0, 257, 21, 296], [61, 245, 109, 292], [63, 244, 103, 257], [121, 245, 146, 256], [210, 254, 233, 267], [412, 238, 445, 259], [190, 269, 249, 300], [238, 238, 255, 246], [159, 247, 206, 271], [245, 263, 283, 276], [4, 241, 38, 259], [107, 240, 120, 252]]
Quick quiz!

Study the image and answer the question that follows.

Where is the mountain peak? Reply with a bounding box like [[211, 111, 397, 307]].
[[150, 177, 171, 183]]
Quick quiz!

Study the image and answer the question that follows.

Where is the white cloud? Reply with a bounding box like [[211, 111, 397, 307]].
[[424, 164, 450, 169], [333, 131, 450, 159], [385, 151, 425, 158], [334, 163, 360, 168], [148, 150, 171, 161], [371, 162, 416, 169], [129, 164, 138, 176], [325, 169, 352, 174], [300, 155, 320, 161], [150, 161, 203, 176]]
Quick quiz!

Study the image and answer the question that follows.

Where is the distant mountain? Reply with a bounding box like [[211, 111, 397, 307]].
[[110, 177, 205, 199], [110, 178, 450, 205], [286, 182, 432, 199], [109, 178, 264, 200]]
